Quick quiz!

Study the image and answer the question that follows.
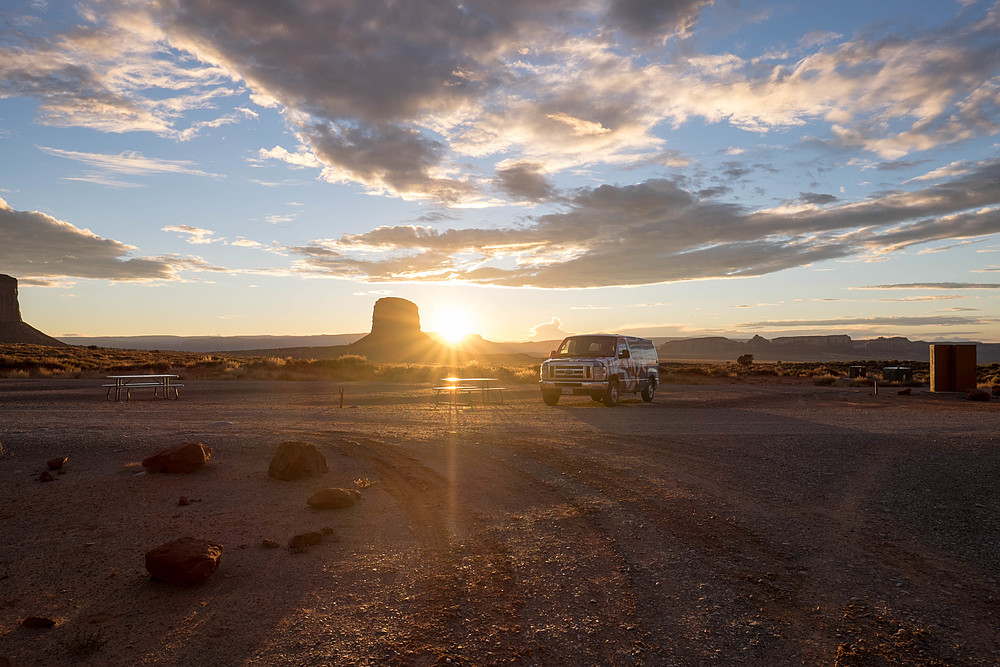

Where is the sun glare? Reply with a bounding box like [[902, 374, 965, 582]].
[[434, 310, 475, 344]]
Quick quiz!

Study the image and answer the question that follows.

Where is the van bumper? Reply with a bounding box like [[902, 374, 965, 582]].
[[539, 381, 607, 395]]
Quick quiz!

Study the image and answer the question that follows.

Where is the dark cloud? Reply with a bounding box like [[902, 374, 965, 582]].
[[605, 0, 714, 38], [0, 199, 178, 281], [799, 192, 839, 205], [494, 162, 554, 202], [873, 158, 933, 171], [306, 121, 476, 202], [286, 158, 1000, 288]]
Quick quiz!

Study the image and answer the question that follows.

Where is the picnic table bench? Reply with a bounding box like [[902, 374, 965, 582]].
[[104, 374, 183, 401], [433, 377, 505, 406]]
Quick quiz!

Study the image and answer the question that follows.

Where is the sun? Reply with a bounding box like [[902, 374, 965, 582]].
[[433, 309, 475, 344]]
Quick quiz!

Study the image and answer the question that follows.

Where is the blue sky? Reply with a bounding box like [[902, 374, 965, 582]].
[[1, 0, 999, 343]]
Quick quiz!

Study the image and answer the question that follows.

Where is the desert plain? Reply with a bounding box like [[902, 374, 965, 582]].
[[0, 377, 998, 665]]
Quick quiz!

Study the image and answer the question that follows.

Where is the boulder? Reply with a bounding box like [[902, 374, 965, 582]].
[[21, 616, 56, 628], [307, 487, 359, 509], [896, 388, 911, 396], [268, 441, 328, 481], [288, 531, 323, 551], [145, 536, 222, 586], [966, 389, 990, 402], [38, 471, 54, 482], [46, 457, 67, 470], [142, 442, 211, 473]]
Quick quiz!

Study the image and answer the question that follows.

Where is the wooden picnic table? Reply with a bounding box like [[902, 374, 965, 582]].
[[104, 374, 182, 401], [433, 377, 505, 406]]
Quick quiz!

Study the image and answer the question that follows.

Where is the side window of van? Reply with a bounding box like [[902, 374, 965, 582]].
[[617, 338, 629, 358]]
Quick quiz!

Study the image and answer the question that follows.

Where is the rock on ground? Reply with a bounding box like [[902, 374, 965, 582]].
[[142, 442, 212, 473], [144, 536, 222, 586], [307, 487, 359, 509], [267, 441, 328, 480]]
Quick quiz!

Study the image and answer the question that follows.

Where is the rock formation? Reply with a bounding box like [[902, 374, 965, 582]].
[[0, 275, 21, 322], [0, 275, 67, 346], [345, 297, 443, 361], [368, 297, 421, 339]]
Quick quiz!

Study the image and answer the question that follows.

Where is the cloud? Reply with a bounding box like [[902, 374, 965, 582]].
[[798, 192, 839, 205], [493, 161, 554, 202], [0, 198, 178, 281], [0, 12, 238, 138], [285, 158, 1000, 288], [855, 282, 1000, 290], [529, 317, 571, 340], [162, 224, 220, 244], [3, 1, 998, 206], [738, 315, 988, 329], [873, 295, 966, 302], [40, 147, 220, 184], [605, 0, 714, 39]]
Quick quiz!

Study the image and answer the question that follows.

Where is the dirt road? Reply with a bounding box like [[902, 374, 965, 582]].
[[1, 379, 998, 665]]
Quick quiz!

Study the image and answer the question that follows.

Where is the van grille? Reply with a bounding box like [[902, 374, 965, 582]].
[[551, 365, 587, 380]]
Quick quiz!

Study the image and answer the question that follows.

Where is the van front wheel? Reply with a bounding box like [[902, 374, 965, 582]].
[[603, 379, 620, 407], [641, 382, 655, 402]]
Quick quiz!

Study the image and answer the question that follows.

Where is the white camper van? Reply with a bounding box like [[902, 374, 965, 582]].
[[539, 334, 659, 406]]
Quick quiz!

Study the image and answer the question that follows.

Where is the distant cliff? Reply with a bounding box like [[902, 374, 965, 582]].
[[0, 274, 67, 346], [658, 334, 1000, 364]]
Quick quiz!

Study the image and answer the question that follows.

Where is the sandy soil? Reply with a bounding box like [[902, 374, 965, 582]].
[[0, 378, 998, 666]]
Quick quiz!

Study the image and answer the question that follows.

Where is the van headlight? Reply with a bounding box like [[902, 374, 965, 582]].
[[592, 365, 607, 381]]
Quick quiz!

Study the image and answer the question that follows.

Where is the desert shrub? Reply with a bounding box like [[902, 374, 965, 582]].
[[59, 629, 107, 657], [813, 374, 838, 386]]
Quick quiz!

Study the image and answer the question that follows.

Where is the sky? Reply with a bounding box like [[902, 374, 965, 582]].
[[1, 0, 999, 344]]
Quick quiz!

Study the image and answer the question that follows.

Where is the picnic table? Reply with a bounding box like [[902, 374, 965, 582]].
[[104, 374, 183, 401], [433, 377, 505, 406]]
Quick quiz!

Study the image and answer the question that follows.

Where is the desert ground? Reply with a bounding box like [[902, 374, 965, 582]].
[[0, 377, 998, 666]]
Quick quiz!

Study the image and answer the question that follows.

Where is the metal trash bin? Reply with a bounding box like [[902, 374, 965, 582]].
[[882, 366, 912, 382]]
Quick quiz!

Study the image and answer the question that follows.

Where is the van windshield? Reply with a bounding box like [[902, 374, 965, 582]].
[[555, 336, 616, 358]]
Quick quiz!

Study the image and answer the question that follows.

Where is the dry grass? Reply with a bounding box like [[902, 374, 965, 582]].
[[4, 344, 997, 387], [0, 343, 541, 384]]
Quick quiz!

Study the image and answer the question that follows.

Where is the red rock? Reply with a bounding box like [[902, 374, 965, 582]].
[[38, 471, 54, 482], [178, 496, 190, 506], [267, 441, 328, 481], [142, 442, 212, 473], [46, 457, 67, 470], [320, 526, 334, 536], [288, 531, 323, 552], [897, 388, 911, 396], [966, 389, 991, 402], [307, 488, 357, 509], [261, 538, 280, 549], [22, 616, 56, 628], [145, 537, 222, 586]]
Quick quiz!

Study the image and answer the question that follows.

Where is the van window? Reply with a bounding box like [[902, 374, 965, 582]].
[[556, 336, 616, 358]]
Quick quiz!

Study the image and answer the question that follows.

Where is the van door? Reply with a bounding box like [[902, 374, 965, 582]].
[[616, 337, 636, 391]]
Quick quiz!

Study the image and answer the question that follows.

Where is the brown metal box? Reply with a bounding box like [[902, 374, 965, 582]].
[[930, 344, 977, 392]]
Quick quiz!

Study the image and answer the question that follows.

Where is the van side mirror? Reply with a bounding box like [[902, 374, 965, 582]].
[[619, 350, 630, 359]]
